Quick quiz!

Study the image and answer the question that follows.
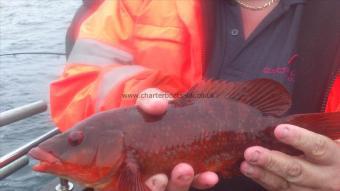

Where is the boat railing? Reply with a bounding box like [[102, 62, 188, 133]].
[[0, 100, 74, 190]]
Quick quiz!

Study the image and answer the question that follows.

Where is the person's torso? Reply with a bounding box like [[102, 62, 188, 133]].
[[200, 1, 305, 190]]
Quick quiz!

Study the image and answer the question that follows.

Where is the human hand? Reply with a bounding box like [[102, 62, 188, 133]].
[[241, 124, 340, 191], [136, 88, 219, 191]]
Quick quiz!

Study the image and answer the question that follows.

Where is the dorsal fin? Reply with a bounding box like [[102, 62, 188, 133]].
[[171, 79, 292, 116]]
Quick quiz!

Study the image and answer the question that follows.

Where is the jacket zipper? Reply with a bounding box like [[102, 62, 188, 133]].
[[320, 71, 338, 112]]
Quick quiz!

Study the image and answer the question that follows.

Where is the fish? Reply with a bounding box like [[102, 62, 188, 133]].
[[28, 79, 340, 191]]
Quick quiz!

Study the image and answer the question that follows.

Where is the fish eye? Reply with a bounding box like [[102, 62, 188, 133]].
[[68, 131, 84, 146]]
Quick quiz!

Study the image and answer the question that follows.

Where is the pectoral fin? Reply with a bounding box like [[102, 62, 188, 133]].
[[118, 156, 150, 191]]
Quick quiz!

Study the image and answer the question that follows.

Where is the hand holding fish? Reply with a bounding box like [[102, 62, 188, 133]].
[[241, 124, 340, 191], [137, 88, 219, 191]]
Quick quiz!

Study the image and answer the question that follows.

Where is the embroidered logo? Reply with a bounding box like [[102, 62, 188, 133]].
[[262, 53, 298, 82]]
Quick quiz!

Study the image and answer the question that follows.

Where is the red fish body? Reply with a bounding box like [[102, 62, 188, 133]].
[[29, 79, 340, 191]]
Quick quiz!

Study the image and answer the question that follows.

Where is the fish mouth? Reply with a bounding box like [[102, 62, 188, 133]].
[[28, 147, 62, 172]]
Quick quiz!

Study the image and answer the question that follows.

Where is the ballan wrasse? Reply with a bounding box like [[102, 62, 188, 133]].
[[29, 79, 340, 191]]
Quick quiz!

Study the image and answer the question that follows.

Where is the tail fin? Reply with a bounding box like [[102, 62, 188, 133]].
[[286, 112, 340, 140]]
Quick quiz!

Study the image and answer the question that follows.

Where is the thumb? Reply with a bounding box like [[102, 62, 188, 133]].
[[136, 88, 171, 116]]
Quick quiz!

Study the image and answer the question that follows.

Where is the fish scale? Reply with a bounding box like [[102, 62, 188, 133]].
[[121, 99, 282, 179]]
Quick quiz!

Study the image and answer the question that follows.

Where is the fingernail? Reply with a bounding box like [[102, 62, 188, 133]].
[[249, 150, 260, 163], [147, 175, 168, 190], [152, 178, 158, 186], [153, 180, 166, 190], [244, 165, 254, 176], [278, 126, 290, 139], [178, 175, 192, 182]]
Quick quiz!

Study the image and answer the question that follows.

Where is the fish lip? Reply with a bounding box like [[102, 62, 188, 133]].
[[28, 147, 62, 171]]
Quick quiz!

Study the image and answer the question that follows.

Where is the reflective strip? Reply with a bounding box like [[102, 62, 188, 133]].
[[68, 39, 133, 65], [96, 65, 145, 110]]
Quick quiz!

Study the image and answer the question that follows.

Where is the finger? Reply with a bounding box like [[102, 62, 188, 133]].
[[240, 161, 290, 191], [167, 163, 195, 191], [191, 171, 219, 189], [275, 124, 338, 164], [136, 88, 170, 116], [145, 174, 169, 191], [244, 146, 328, 187]]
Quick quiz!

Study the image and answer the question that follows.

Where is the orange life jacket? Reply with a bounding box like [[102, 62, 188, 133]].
[[50, 0, 340, 132]]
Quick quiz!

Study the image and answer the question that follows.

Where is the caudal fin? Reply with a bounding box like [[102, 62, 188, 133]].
[[286, 112, 340, 140]]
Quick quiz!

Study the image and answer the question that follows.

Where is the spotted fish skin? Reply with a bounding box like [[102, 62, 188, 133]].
[[126, 99, 273, 178], [29, 79, 340, 191]]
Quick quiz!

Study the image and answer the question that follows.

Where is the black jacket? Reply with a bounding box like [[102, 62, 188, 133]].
[[197, 0, 339, 190]]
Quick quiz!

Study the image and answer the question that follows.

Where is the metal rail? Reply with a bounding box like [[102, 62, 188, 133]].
[[0, 100, 59, 178], [0, 156, 29, 180], [0, 128, 60, 169], [0, 101, 75, 190], [56, 178, 74, 191], [0, 52, 66, 57], [0, 100, 48, 127]]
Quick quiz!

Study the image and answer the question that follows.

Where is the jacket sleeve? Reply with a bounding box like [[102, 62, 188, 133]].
[[50, 0, 189, 132], [326, 74, 340, 112], [65, 0, 106, 57]]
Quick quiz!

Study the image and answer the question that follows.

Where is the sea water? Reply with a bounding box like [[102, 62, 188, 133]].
[[0, 1, 80, 190]]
